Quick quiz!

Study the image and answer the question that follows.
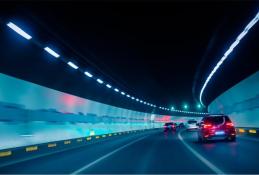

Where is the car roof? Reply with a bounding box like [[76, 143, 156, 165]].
[[206, 114, 226, 116], [203, 115, 229, 119], [206, 115, 226, 117]]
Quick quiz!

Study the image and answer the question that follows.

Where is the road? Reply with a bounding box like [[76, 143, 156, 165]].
[[0, 129, 259, 174]]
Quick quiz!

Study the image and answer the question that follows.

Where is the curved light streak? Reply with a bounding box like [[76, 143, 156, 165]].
[[199, 11, 259, 106]]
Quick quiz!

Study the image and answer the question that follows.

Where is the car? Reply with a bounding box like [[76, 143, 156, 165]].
[[197, 115, 236, 142], [163, 122, 176, 132], [179, 122, 185, 128], [186, 119, 198, 130]]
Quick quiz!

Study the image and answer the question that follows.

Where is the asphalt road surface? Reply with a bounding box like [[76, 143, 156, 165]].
[[0, 129, 259, 174]]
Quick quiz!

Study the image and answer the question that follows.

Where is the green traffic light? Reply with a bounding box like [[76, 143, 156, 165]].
[[197, 104, 201, 109]]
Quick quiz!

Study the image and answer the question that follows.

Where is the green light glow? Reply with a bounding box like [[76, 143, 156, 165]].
[[183, 104, 188, 110]]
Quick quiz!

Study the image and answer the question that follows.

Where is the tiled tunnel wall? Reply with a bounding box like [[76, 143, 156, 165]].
[[0, 73, 165, 149]]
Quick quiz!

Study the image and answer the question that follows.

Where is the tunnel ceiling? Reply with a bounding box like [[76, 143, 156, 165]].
[[0, 1, 258, 112]]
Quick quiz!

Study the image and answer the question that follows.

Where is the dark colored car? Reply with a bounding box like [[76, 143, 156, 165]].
[[178, 123, 185, 128], [197, 115, 236, 142], [163, 122, 176, 132]]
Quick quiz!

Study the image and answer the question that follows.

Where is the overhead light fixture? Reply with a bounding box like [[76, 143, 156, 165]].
[[44, 47, 60, 58], [106, 84, 112, 88], [97, 79, 103, 84], [67, 61, 78, 69], [199, 11, 259, 106], [84, 71, 93, 78], [7, 22, 32, 40], [6, 21, 211, 115]]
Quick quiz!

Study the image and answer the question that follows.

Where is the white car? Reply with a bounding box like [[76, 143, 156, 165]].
[[186, 119, 198, 130]]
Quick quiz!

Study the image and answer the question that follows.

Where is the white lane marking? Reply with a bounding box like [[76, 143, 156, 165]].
[[178, 130, 224, 174], [71, 135, 148, 174]]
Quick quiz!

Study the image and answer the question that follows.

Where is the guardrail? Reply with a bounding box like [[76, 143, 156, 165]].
[[0, 129, 155, 161]]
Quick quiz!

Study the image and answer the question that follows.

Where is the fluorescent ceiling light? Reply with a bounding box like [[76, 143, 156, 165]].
[[7, 22, 32, 40], [199, 11, 259, 106], [84, 71, 93, 78], [67, 61, 78, 69], [97, 79, 103, 84], [44, 47, 60, 58], [106, 84, 112, 88]]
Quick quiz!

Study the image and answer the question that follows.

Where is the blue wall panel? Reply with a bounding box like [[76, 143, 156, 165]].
[[208, 71, 259, 127]]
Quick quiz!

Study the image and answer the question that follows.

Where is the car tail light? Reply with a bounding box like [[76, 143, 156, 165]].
[[203, 123, 212, 129]]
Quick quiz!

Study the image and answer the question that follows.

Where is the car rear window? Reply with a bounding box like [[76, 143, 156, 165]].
[[224, 116, 231, 122], [188, 120, 197, 124], [204, 117, 224, 125], [164, 123, 173, 126]]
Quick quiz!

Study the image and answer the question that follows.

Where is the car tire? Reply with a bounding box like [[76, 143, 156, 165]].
[[230, 136, 236, 142], [198, 136, 206, 143], [203, 138, 208, 143], [227, 136, 236, 142]]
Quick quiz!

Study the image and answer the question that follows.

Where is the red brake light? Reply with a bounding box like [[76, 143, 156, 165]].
[[203, 123, 212, 129]]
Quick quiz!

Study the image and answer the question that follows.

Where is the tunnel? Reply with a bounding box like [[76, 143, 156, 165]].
[[0, 1, 259, 174]]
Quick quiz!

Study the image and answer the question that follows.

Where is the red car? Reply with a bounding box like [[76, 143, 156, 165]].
[[163, 122, 176, 132], [197, 115, 236, 142]]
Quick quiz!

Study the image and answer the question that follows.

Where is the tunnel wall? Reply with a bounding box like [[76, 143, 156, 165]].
[[0, 73, 168, 149], [208, 71, 259, 128]]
